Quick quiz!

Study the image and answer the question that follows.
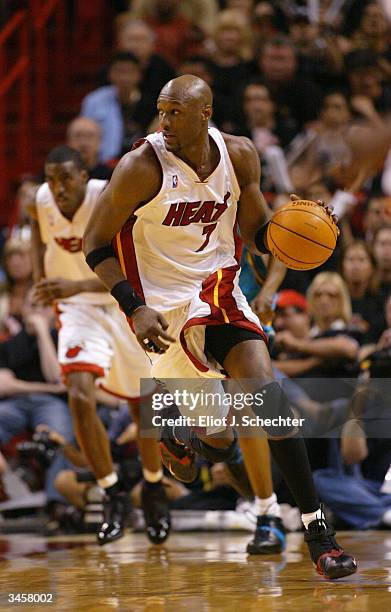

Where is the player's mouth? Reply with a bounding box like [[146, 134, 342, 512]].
[[163, 133, 176, 142]]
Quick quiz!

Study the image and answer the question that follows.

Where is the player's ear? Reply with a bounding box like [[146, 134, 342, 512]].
[[80, 169, 89, 183], [202, 105, 212, 123]]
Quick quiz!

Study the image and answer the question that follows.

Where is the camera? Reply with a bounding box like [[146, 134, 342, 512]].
[[17, 430, 60, 468]]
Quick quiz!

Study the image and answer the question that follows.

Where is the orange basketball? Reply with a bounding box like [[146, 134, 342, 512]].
[[266, 200, 338, 271]]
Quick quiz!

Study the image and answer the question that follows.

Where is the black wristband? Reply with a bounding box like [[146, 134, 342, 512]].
[[255, 222, 271, 254], [111, 280, 145, 317], [85, 244, 116, 271]]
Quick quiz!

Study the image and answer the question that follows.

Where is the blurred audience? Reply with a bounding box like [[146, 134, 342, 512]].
[[373, 225, 391, 300], [81, 52, 155, 161], [66, 117, 113, 180], [113, 17, 175, 99], [340, 240, 386, 342], [128, 0, 205, 68], [0, 239, 33, 340]]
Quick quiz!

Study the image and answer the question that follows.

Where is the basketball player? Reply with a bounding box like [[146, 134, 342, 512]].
[[238, 251, 287, 554], [30, 145, 170, 546], [84, 76, 357, 578]]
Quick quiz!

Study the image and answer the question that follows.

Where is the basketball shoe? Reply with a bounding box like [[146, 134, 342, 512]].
[[247, 515, 286, 555], [97, 490, 132, 545], [304, 510, 357, 579], [159, 424, 198, 483], [141, 480, 171, 544]]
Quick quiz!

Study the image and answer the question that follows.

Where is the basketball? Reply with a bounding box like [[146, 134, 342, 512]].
[[266, 200, 338, 270]]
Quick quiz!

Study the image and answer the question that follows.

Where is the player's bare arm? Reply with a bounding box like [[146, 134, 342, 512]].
[[83, 144, 175, 353], [29, 199, 108, 304], [29, 201, 46, 282], [225, 134, 272, 255]]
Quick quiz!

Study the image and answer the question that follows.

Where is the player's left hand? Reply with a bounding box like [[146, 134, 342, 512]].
[[251, 288, 274, 324], [32, 278, 81, 304], [290, 193, 340, 235]]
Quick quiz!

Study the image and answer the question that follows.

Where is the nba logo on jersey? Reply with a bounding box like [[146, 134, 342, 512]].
[[172, 175, 178, 188]]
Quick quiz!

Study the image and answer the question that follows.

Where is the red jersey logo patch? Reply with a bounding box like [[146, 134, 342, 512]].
[[66, 345, 83, 359], [55, 237, 83, 253]]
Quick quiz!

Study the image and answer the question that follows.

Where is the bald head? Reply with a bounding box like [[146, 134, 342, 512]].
[[67, 116, 101, 168], [159, 75, 213, 107]]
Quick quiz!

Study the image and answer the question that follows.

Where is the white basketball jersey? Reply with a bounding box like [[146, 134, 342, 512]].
[[36, 179, 114, 305], [117, 128, 241, 311]]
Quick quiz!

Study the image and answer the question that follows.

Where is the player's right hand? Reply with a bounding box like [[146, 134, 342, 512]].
[[132, 306, 175, 354], [32, 278, 80, 304]]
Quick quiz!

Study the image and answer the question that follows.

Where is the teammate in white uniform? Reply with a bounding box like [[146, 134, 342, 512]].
[[30, 145, 171, 545], [84, 76, 357, 579]]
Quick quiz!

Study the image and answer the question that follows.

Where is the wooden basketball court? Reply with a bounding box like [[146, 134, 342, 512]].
[[0, 531, 389, 610]]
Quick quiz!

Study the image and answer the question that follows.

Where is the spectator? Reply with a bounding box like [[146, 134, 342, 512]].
[[251, 2, 285, 54], [12, 175, 40, 239], [350, 1, 391, 62], [237, 80, 296, 150], [81, 52, 155, 161], [129, 0, 205, 68], [0, 294, 73, 522], [288, 14, 345, 86], [113, 17, 175, 99], [0, 238, 33, 339], [274, 274, 360, 401], [340, 240, 386, 342], [131, 0, 218, 37], [208, 9, 254, 131], [373, 225, 391, 300], [256, 36, 322, 133], [66, 117, 113, 180], [313, 387, 391, 529], [288, 90, 352, 192], [345, 49, 391, 114], [363, 193, 391, 243]]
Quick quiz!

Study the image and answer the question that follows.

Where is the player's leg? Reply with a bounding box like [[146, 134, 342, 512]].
[[66, 370, 130, 545], [129, 401, 171, 544], [222, 336, 357, 578], [239, 437, 285, 555]]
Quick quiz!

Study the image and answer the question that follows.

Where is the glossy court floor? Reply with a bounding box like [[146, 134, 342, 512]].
[[0, 531, 390, 611]]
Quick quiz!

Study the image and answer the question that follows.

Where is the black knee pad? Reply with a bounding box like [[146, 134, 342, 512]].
[[252, 381, 297, 438], [192, 429, 238, 463]]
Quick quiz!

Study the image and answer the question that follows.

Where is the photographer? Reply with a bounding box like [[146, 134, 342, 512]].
[[0, 292, 73, 521]]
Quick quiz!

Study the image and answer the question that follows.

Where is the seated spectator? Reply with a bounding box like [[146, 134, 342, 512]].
[[363, 193, 391, 243], [207, 9, 254, 131], [0, 294, 73, 524], [66, 117, 113, 180], [345, 49, 391, 114], [313, 403, 391, 530], [129, 0, 205, 68], [288, 14, 345, 86], [373, 225, 391, 300], [0, 238, 33, 340], [251, 2, 285, 55], [11, 175, 40, 239], [256, 36, 323, 134], [81, 52, 155, 162], [376, 292, 391, 349], [340, 240, 386, 342], [131, 0, 218, 38], [288, 90, 352, 192], [273, 290, 322, 377], [237, 79, 296, 151], [113, 17, 175, 99], [274, 274, 360, 400], [349, 1, 391, 64]]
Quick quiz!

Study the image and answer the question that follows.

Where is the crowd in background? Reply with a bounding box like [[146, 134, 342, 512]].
[[0, 0, 391, 535]]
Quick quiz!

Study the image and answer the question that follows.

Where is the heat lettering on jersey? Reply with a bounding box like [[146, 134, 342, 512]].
[[54, 237, 83, 253], [162, 192, 230, 227]]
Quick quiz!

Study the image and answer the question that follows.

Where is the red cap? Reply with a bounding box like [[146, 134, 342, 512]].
[[276, 290, 307, 312]]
